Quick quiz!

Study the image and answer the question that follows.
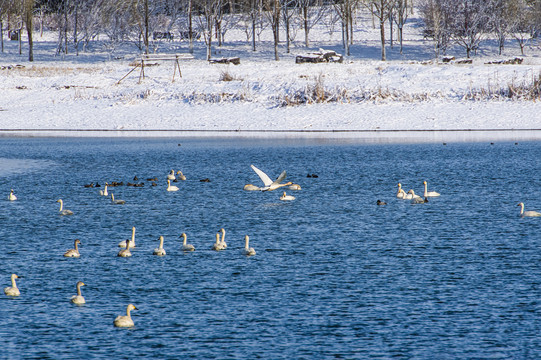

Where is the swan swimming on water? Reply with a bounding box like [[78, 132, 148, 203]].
[[243, 235, 256, 256], [220, 228, 227, 249], [114, 304, 138, 327], [64, 239, 82, 258], [8, 189, 17, 201], [117, 238, 132, 257], [423, 181, 440, 197], [250, 164, 292, 191], [167, 180, 179, 192], [99, 183, 108, 196], [212, 233, 224, 251], [176, 170, 186, 181], [57, 199, 74, 215], [4, 274, 20, 296], [167, 170, 176, 181], [111, 193, 126, 205], [288, 184, 302, 191], [396, 183, 406, 199], [404, 190, 421, 200], [153, 236, 166, 256], [181, 233, 195, 251], [118, 227, 136, 248], [243, 184, 261, 191], [517, 202, 541, 217], [280, 191, 295, 201], [71, 281, 86, 305]]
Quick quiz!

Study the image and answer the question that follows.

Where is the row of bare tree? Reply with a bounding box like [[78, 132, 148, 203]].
[[0, 0, 540, 62]]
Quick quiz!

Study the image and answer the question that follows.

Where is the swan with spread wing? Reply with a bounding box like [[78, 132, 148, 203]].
[[249, 165, 292, 191]]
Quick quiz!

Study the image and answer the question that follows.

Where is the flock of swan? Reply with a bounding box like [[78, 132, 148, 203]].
[[7, 164, 539, 329], [395, 180, 541, 217], [5, 166, 284, 328]]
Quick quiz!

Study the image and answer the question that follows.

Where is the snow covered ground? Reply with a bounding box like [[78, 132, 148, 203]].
[[1, 9, 540, 142]]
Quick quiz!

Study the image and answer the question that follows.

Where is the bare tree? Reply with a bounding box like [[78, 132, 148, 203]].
[[393, 0, 409, 53], [262, 0, 280, 60], [419, 0, 452, 57], [298, 0, 328, 47], [364, 0, 395, 60], [334, 0, 355, 55], [451, 0, 489, 58]]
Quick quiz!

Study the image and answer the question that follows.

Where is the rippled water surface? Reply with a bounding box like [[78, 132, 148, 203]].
[[0, 137, 540, 359]]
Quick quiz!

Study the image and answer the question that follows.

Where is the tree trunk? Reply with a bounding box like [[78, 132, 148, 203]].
[[303, 6, 309, 47], [1, 19, 3, 53], [188, 0, 193, 53], [26, 1, 34, 61], [380, 19, 386, 60], [144, 0, 149, 54]]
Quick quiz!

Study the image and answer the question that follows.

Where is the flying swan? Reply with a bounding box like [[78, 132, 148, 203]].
[[4, 274, 20, 297], [153, 236, 166, 256], [114, 304, 138, 327], [118, 227, 136, 248], [64, 239, 82, 258], [517, 202, 541, 217], [181, 233, 195, 251], [250, 164, 292, 191], [57, 199, 74, 215], [71, 281, 86, 305]]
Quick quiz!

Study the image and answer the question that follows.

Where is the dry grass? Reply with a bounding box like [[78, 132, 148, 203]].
[[1, 65, 102, 77]]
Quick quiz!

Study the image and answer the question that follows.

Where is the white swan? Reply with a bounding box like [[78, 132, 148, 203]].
[[111, 193, 126, 205], [4, 274, 20, 296], [114, 304, 137, 327], [423, 181, 440, 197], [403, 189, 421, 200], [212, 233, 224, 251], [118, 227, 136, 248], [250, 164, 292, 191], [99, 183, 109, 196], [396, 183, 406, 199], [71, 281, 86, 305], [8, 189, 17, 201], [220, 228, 227, 249], [176, 170, 186, 181], [288, 184, 302, 190], [181, 233, 195, 251], [57, 199, 74, 215], [517, 202, 541, 217], [117, 238, 132, 257], [167, 180, 179, 192], [280, 191, 295, 201], [243, 235, 256, 256], [167, 170, 176, 181], [153, 236, 166, 256], [243, 184, 261, 191], [64, 239, 81, 258]]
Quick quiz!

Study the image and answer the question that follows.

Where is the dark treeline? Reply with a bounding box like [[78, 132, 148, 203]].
[[0, 0, 540, 61]]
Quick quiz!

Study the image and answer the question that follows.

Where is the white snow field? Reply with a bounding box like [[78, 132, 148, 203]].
[[0, 8, 540, 142]]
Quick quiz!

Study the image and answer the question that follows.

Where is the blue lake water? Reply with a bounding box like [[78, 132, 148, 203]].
[[0, 137, 540, 359]]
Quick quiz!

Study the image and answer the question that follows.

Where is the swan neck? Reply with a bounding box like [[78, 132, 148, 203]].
[[182, 234, 187, 245], [58, 200, 63, 211], [76, 283, 82, 296], [159, 236, 164, 248], [11, 275, 17, 288], [245, 236, 249, 248]]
